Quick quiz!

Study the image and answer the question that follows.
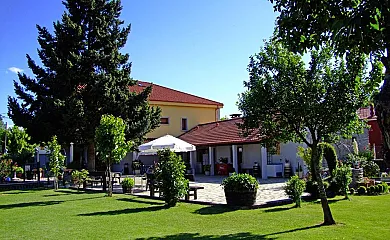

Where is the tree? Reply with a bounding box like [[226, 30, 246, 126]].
[[0, 115, 6, 130], [270, 0, 390, 167], [155, 149, 189, 207], [47, 136, 66, 190], [6, 126, 37, 180], [8, 0, 160, 170], [238, 41, 382, 225], [95, 114, 131, 197], [0, 115, 7, 154]]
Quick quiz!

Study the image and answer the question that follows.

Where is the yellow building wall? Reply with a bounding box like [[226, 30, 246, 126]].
[[146, 101, 219, 138]]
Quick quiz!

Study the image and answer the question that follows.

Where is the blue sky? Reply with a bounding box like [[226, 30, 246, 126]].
[[0, 0, 278, 125]]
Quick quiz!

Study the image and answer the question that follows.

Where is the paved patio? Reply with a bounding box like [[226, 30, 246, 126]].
[[89, 175, 290, 206]]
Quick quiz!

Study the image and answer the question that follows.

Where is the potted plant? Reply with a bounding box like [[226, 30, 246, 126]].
[[203, 165, 211, 176], [121, 177, 135, 194], [71, 169, 89, 190], [221, 173, 259, 206], [15, 167, 24, 178]]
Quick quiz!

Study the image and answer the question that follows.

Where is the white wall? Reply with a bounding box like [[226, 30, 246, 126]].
[[215, 145, 231, 163], [271, 142, 304, 173], [334, 129, 369, 160], [242, 143, 261, 169]]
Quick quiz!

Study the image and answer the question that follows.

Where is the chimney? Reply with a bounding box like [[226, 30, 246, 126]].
[[370, 104, 375, 118], [230, 113, 242, 119]]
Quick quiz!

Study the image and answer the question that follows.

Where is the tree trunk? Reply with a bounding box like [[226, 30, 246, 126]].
[[54, 176, 58, 190], [107, 163, 112, 197], [375, 68, 390, 169], [87, 142, 95, 171], [311, 145, 336, 225]]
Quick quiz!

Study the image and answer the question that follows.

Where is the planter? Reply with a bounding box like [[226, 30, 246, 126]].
[[16, 173, 23, 178], [122, 186, 133, 194], [224, 189, 257, 206], [298, 171, 303, 178], [204, 171, 210, 176]]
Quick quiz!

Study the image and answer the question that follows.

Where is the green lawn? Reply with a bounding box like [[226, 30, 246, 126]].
[[0, 189, 389, 239]]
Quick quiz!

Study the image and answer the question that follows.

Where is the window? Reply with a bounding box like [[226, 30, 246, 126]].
[[181, 118, 188, 131], [160, 117, 169, 125]]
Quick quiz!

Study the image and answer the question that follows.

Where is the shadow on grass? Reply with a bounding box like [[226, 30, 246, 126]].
[[116, 197, 164, 205], [1, 189, 46, 195], [43, 193, 72, 197], [192, 205, 240, 215], [0, 200, 63, 210], [55, 189, 99, 195], [79, 205, 169, 216], [263, 206, 295, 213], [135, 224, 324, 239]]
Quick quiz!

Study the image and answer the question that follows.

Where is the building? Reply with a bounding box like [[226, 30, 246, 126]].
[[130, 81, 223, 139], [179, 116, 304, 179], [112, 81, 224, 173]]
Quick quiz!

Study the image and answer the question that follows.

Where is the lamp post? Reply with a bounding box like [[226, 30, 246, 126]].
[[36, 147, 40, 184]]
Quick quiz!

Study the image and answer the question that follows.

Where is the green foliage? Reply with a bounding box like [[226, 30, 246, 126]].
[[357, 186, 367, 195], [319, 142, 337, 177], [95, 115, 132, 166], [333, 165, 352, 199], [305, 180, 319, 199], [362, 161, 380, 178], [221, 173, 259, 192], [297, 146, 312, 172], [0, 159, 13, 180], [382, 182, 389, 193], [345, 153, 366, 168], [284, 175, 306, 207], [14, 166, 24, 173], [71, 169, 89, 190], [47, 136, 66, 190], [367, 186, 376, 195], [358, 147, 374, 161], [203, 165, 211, 172], [6, 126, 36, 165], [7, 0, 160, 153], [156, 149, 189, 207], [95, 114, 132, 197], [121, 177, 135, 188]]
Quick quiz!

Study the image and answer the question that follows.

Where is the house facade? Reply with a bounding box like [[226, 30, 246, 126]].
[[179, 117, 304, 179], [112, 81, 223, 173]]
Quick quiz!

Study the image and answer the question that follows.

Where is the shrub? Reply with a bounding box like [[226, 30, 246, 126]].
[[382, 182, 389, 193], [284, 175, 306, 207], [375, 185, 381, 194], [319, 142, 337, 177], [362, 161, 380, 178], [121, 177, 135, 188], [0, 159, 13, 181], [156, 149, 189, 207], [368, 186, 376, 195], [222, 173, 259, 192], [305, 180, 319, 199], [357, 186, 366, 195], [71, 169, 89, 190], [350, 188, 355, 195], [14, 166, 24, 173], [377, 184, 384, 194], [333, 165, 352, 199]]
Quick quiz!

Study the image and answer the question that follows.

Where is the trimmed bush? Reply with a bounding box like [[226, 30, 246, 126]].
[[368, 186, 376, 195], [382, 182, 389, 193], [284, 175, 306, 207], [375, 185, 381, 194], [222, 173, 259, 192], [319, 142, 338, 177], [350, 188, 355, 195], [222, 173, 259, 206], [357, 186, 366, 195], [305, 180, 319, 199]]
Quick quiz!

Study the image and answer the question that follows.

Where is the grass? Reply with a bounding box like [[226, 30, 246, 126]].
[[0, 189, 389, 239]]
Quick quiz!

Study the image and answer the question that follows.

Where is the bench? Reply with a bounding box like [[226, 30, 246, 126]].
[[185, 185, 204, 200]]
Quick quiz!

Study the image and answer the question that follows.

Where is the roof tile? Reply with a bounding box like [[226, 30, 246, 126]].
[[129, 81, 223, 106]]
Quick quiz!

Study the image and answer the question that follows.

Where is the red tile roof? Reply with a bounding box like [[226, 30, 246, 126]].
[[129, 81, 223, 107], [358, 107, 376, 121], [179, 118, 263, 146]]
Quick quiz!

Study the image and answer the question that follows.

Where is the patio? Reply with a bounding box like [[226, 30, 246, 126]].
[[86, 174, 290, 206]]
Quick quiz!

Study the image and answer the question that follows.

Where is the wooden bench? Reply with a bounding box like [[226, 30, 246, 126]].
[[185, 185, 204, 200]]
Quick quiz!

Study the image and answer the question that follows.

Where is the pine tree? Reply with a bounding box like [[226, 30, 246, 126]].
[[8, 0, 160, 170]]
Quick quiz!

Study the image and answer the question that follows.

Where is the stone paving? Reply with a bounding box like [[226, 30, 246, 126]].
[[95, 175, 290, 205]]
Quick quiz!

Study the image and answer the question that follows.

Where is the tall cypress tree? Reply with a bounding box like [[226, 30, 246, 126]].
[[8, 0, 161, 170]]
